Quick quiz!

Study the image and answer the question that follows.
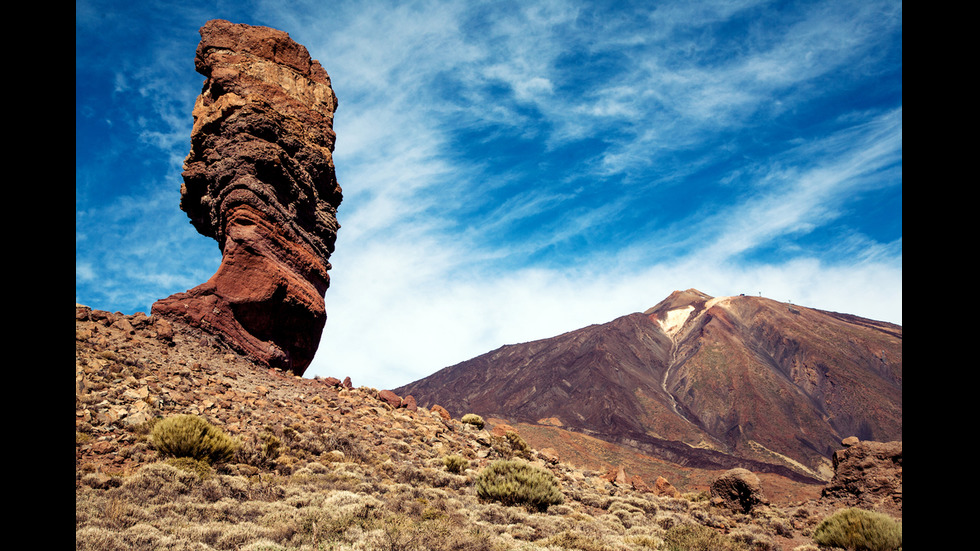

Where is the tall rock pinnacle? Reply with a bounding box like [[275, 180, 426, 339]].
[[152, 20, 343, 376]]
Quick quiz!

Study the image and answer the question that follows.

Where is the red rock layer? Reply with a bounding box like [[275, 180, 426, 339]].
[[152, 20, 342, 376]]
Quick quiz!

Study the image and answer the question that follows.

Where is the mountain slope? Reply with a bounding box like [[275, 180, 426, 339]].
[[396, 289, 902, 481]]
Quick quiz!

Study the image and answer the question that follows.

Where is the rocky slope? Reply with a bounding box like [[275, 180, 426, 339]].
[[75, 304, 901, 550], [152, 20, 343, 376], [396, 290, 902, 483]]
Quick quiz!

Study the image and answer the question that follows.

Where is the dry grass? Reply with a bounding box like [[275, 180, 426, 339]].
[[77, 449, 830, 550]]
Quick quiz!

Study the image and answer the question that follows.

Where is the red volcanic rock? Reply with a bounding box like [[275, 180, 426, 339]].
[[538, 448, 560, 464], [402, 395, 418, 412], [653, 476, 681, 498], [431, 404, 452, 421], [822, 439, 902, 514], [710, 468, 767, 513], [490, 423, 517, 437], [152, 20, 342, 375], [629, 475, 652, 493], [378, 390, 402, 409], [602, 466, 630, 486]]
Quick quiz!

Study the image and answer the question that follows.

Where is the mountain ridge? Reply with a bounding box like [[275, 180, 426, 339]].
[[395, 289, 902, 483]]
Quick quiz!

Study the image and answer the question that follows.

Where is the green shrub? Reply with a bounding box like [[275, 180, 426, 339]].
[[443, 454, 468, 473], [149, 414, 239, 465], [461, 414, 485, 429], [504, 431, 531, 459], [475, 459, 563, 512], [812, 508, 902, 551], [487, 431, 531, 460]]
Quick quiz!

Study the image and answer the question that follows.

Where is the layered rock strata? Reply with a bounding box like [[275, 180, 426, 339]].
[[152, 19, 342, 375]]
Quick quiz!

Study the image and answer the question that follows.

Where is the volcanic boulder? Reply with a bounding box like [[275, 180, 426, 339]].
[[822, 439, 903, 514], [710, 468, 767, 513], [152, 20, 342, 375]]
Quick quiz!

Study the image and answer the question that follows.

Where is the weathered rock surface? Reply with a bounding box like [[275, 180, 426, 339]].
[[710, 467, 767, 513], [152, 19, 342, 376], [654, 476, 681, 498], [378, 390, 403, 409], [431, 404, 452, 421], [822, 439, 902, 515]]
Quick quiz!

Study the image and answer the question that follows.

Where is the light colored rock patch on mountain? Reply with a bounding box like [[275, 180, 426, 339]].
[[657, 306, 694, 337], [705, 295, 733, 311]]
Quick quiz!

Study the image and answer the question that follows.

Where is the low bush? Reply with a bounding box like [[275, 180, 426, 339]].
[[149, 414, 239, 465], [235, 430, 282, 468], [461, 414, 485, 429], [443, 454, 468, 474], [503, 431, 532, 459], [812, 507, 902, 551], [540, 530, 614, 551], [475, 459, 563, 512], [662, 523, 752, 551]]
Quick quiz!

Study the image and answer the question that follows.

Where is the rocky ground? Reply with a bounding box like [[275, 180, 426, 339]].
[[75, 305, 901, 550]]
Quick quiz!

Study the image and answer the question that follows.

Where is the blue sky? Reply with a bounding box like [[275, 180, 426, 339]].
[[76, 0, 902, 390]]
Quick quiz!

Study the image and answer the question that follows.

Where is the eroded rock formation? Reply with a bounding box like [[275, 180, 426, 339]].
[[710, 468, 767, 513], [152, 20, 342, 375], [822, 439, 903, 515]]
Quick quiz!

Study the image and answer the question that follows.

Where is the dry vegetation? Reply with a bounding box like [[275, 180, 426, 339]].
[[76, 448, 819, 551], [75, 307, 900, 550]]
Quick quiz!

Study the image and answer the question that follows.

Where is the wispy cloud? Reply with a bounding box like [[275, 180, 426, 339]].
[[76, 0, 901, 389], [690, 108, 902, 263]]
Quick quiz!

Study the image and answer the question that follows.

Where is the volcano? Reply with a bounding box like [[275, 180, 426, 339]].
[[396, 289, 902, 482]]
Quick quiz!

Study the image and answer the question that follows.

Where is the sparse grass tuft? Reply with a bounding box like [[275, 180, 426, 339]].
[[812, 507, 902, 551], [662, 523, 753, 551], [504, 431, 532, 459], [235, 430, 282, 469], [165, 456, 214, 479]]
